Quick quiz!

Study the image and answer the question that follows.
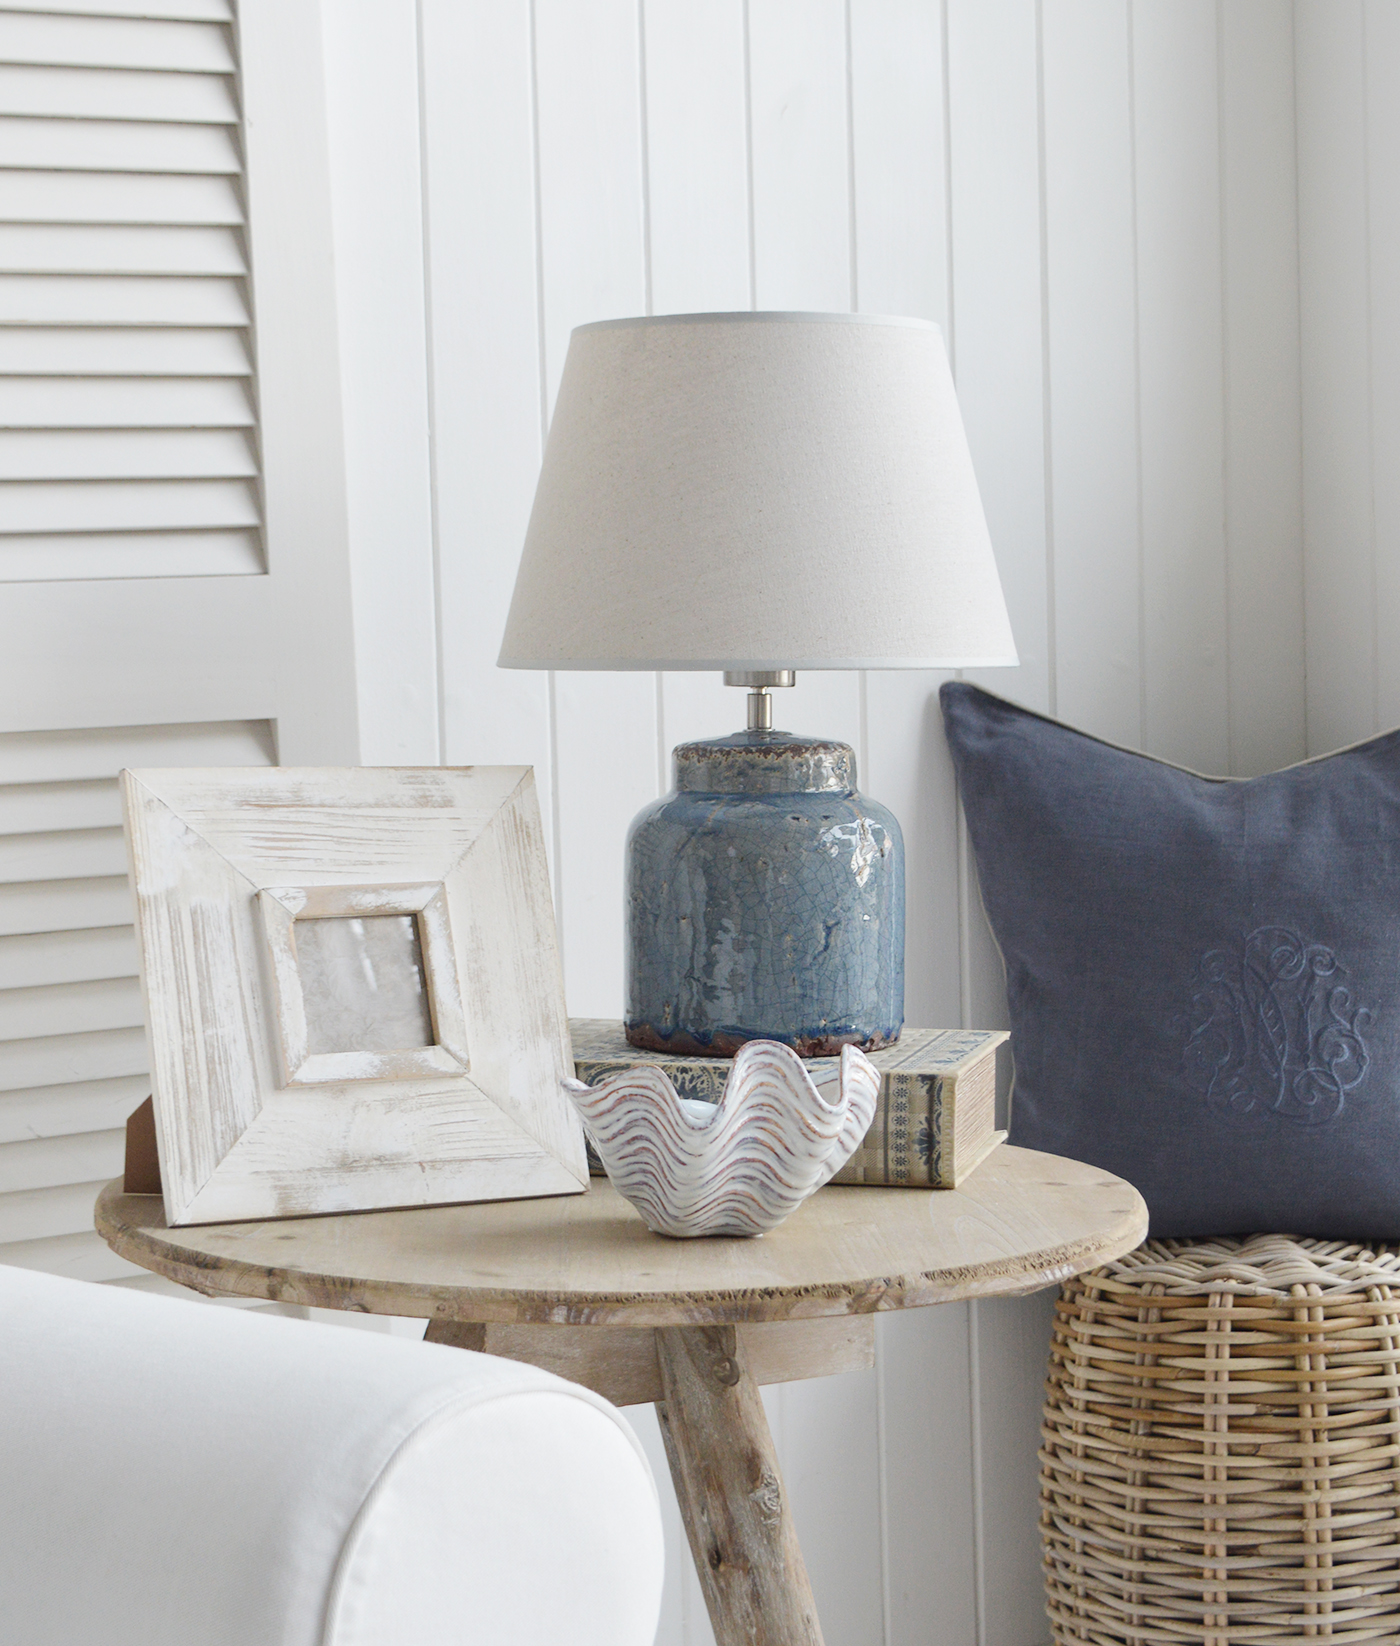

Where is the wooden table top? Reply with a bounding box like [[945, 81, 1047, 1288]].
[[95, 1145, 1147, 1328]]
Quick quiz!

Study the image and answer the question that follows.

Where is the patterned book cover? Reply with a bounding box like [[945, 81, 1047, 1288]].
[[569, 1020, 1008, 1189]]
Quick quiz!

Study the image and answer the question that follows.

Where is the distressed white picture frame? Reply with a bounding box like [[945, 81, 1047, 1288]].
[[121, 766, 585, 1226]]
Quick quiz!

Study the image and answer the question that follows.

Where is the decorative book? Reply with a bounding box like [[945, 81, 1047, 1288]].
[[569, 1020, 1008, 1189]]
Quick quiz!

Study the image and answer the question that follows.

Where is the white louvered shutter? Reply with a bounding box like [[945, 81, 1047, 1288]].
[[0, 1, 358, 1289], [0, 0, 262, 582]]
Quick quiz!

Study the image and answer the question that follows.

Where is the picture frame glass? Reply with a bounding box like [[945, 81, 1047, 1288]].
[[295, 913, 435, 1055]]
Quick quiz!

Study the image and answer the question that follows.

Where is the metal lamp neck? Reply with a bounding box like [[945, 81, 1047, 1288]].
[[723, 669, 796, 733]]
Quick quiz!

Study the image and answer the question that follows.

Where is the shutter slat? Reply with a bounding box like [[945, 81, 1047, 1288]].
[[0, 718, 273, 782], [0, 526, 261, 580], [0, 877, 132, 936], [0, 2, 233, 22], [0, 1177, 117, 1241], [0, 13, 233, 74], [0, 426, 255, 479], [0, 373, 251, 425], [0, 325, 249, 374], [0, 113, 237, 173], [0, 925, 137, 986], [0, 1024, 147, 1090], [0, 1228, 147, 1280], [0, 1071, 147, 1144], [0, 825, 127, 884], [0, 1126, 122, 1193], [0, 224, 245, 275], [0, 976, 143, 1040], [0, 779, 119, 833], [0, 168, 241, 224], [0, 474, 259, 532], [0, 271, 247, 324], [0, 64, 235, 122]]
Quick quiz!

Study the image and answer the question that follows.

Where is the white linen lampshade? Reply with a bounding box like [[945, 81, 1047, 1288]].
[[497, 311, 1017, 672]]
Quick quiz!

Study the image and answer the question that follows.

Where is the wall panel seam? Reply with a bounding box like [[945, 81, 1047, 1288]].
[[968, 1296, 987, 1646], [636, 0, 654, 321], [1216, 0, 1233, 772], [844, 0, 857, 313], [939, 0, 954, 371], [524, 0, 563, 934], [1034, 0, 1056, 720], [1288, 0, 1309, 755], [875, 1319, 893, 1646], [1362, 0, 1379, 734], [1128, 0, 1147, 752], [634, 0, 664, 795], [413, 0, 446, 769], [742, 0, 756, 311]]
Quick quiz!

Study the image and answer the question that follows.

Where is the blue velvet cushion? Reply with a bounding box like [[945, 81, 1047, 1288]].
[[940, 681, 1398, 1238]]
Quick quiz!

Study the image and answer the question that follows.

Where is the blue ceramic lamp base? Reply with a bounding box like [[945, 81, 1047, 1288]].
[[624, 726, 905, 1059]]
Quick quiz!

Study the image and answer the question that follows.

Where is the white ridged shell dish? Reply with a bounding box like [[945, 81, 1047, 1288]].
[[562, 1039, 880, 1238]]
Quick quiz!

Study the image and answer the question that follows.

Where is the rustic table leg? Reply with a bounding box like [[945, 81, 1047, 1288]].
[[423, 1320, 487, 1352], [655, 1323, 824, 1646]]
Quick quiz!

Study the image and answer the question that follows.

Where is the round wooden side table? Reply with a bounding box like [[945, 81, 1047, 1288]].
[[96, 1145, 1146, 1646]]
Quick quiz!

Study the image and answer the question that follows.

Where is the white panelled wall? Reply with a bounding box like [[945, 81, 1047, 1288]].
[[316, 2, 1400, 1643], [0, 1, 1251, 1643]]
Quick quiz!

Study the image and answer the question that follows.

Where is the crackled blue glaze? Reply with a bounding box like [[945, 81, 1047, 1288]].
[[625, 729, 904, 1058]]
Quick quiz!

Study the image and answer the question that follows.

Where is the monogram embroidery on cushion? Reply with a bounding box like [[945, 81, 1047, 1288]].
[[1183, 928, 1372, 1125]]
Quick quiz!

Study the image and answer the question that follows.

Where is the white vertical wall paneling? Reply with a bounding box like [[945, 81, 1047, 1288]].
[[534, 0, 657, 1016], [1132, 0, 1229, 773], [642, 0, 750, 320], [743, 9, 882, 1643], [944, 0, 1043, 1067], [624, 1403, 700, 1644], [776, 1361, 886, 1646], [747, 0, 850, 314], [877, 1307, 979, 1646], [848, 9, 979, 1646], [1367, 2, 1400, 734], [947, 0, 1050, 721], [1041, 0, 1142, 749], [1296, 0, 1374, 755], [1218, 1, 1305, 777], [633, 16, 749, 1624], [318, 0, 438, 766], [238, 0, 359, 764], [315, 7, 1371, 1644], [416, 1, 555, 836], [744, 0, 864, 764], [851, 0, 962, 1038], [645, 0, 752, 772], [947, 8, 1063, 1644]]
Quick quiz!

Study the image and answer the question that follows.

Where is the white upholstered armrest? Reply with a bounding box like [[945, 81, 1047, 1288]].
[[0, 1265, 664, 1646]]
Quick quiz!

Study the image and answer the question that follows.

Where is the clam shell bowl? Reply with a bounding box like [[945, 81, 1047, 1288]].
[[562, 1039, 880, 1238]]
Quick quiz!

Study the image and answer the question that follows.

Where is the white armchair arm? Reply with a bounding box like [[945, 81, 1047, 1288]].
[[0, 1265, 664, 1646]]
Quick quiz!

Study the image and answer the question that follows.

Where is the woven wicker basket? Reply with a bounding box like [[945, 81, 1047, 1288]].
[[1041, 1235, 1400, 1644]]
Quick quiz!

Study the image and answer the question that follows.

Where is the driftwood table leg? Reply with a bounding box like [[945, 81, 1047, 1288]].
[[655, 1324, 824, 1646]]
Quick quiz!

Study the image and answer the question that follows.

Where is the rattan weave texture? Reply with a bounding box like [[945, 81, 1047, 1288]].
[[1042, 1235, 1400, 1644]]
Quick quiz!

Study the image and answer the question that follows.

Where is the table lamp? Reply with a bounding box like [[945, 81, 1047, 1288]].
[[499, 311, 1016, 1057]]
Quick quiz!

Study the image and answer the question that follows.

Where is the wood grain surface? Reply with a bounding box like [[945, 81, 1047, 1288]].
[[421, 1315, 875, 1407], [657, 1325, 826, 1645], [95, 1144, 1147, 1327]]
